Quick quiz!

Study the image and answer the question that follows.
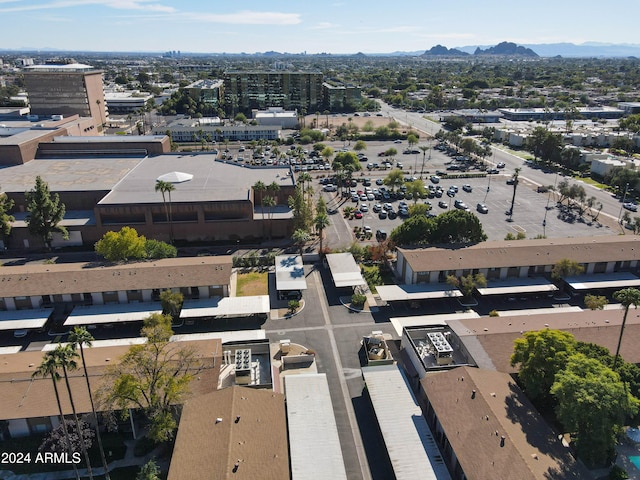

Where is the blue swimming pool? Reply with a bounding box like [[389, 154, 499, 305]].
[[630, 455, 640, 470]]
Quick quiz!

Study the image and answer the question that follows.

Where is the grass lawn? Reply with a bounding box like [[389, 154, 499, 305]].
[[236, 271, 268, 296]]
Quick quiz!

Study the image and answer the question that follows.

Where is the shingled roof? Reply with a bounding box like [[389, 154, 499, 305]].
[[421, 366, 590, 480], [0, 256, 232, 297], [168, 386, 289, 480], [0, 338, 221, 421], [398, 235, 640, 273]]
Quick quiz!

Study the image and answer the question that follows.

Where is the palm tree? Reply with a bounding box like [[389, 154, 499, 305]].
[[53, 345, 93, 480], [612, 288, 640, 370], [155, 180, 176, 243], [507, 168, 521, 222], [298, 173, 312, 199], [33, 352, 81, 480], [253, 181, 267, 238], [314, 213, 330, 254], [292, 228, 310, 256], [263, 196, 275, 240], [69, 327, 110, 480], [419, 145, 430, 179]]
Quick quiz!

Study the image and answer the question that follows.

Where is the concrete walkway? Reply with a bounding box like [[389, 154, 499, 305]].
[[0, 438, 167, 479]]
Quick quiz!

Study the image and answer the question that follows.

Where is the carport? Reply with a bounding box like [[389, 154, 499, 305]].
[[180, 295, 270, 319], [475, 277, 559, 296], [64, 303, 160, 326], [0, 308, 53, 332], [275, 255, 307, 300], [325, 253, 366, 290], [564, 272, 640, 292], [376, 283, 463, 303]]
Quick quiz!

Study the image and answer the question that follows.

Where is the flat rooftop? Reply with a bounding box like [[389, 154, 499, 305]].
[[0, 157, 142, 192], [99, 155, 294, 205]]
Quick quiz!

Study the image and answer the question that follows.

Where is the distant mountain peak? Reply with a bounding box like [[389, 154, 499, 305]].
[[421, 44, 469, 57], [474, 41, 538, 57]]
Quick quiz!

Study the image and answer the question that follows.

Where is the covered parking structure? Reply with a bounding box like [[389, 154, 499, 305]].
[[376, 283, 462, 306], [180, 295, 270, 319], [0, 308, 53, 332], [475, 277, 559, 297], [564, 272, 640, 293], [275, 255, 307, 300], [64, 302, 160, 326], [325, 253, 366, 290]]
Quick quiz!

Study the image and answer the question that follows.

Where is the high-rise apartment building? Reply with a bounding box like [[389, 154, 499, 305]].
[[23, 63, 108, 132], [223, 71, 323, 116]]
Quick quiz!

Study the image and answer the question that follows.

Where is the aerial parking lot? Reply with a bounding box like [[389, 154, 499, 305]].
[[317, 150, 616, 246]]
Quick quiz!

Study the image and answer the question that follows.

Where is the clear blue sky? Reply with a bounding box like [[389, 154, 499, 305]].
[[1, 0, 639, 54]]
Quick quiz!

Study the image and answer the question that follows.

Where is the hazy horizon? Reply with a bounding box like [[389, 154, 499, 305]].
[[1, 0, 639, 55]]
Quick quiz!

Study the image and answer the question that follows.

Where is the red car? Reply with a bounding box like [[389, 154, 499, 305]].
[[354, 210, 363, 219]]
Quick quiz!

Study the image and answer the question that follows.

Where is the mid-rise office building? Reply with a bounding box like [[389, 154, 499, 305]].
[[224, 71, 323, 116], [23, 63, 108, 132]]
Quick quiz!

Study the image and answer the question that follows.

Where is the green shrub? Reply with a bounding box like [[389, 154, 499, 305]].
[[351, 293, 367, 307], [288, 299, 300, 313]]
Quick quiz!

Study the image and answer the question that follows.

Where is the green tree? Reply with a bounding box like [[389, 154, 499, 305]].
[[383, 169, 404, 192], [390, 215, 436, 245], [432, 209, 487, 244], [95, 226, 147, 263], [69, 327, 110, 480], [144, 239, 177, 259], [332, 151, 361, 172], [159, 289, 184, 322], [137, 459, 161, 480], [33, 352, 81, 480], [99, 313, 201, 443], [321, 146, 334, 167], [52, 345, 94, 479], [510, 329, 577, 402], [353, 140, 367, 152], [612, 288, 640, 370], [404, 180, 426, 203], [254, 180, 267, 223], [234, 112, 247, 123], [584, 294, 608, 310], [25, 176, 68, 250], [0, 189, 14, 247], [314, 212, 330, 254], [292, 228, 310, 256], [551, 258, 585, 280], [155, 180, 176, 244], [551, 353, 639, 467], [447, 273, 487, 299]]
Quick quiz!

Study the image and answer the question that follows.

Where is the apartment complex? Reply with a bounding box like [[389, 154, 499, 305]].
[[224, 71, 323, 116], [23, 63, 108, 132]]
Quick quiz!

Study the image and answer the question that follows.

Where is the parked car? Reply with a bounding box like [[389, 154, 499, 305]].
[[462, 184, 472, 193], [497, 162, 506, 169], [506, 178, 517, 185], [476, 203, 489, 214], [430, 175, 440, 184], [438, 201, 448, 209], [354, 210, 363, 219], [376, 229, 387, 241], [624, 202, 638, 212], [378, 210, 388, 219]]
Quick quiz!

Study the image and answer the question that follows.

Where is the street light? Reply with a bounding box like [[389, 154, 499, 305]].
[[618, 183, 630, 224]]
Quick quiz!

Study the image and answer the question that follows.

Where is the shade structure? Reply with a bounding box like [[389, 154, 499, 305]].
[[157, 171, 193, 183]]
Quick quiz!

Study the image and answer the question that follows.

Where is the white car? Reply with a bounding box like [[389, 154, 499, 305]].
[[360, 203, 369, 212], [624, 202, 638, 212]]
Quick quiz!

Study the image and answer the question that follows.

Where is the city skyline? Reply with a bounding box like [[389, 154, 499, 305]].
[[1, 0, 639, 55]]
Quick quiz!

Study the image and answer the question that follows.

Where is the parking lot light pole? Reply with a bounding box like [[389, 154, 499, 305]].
[[618, 183, 630, 224]]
